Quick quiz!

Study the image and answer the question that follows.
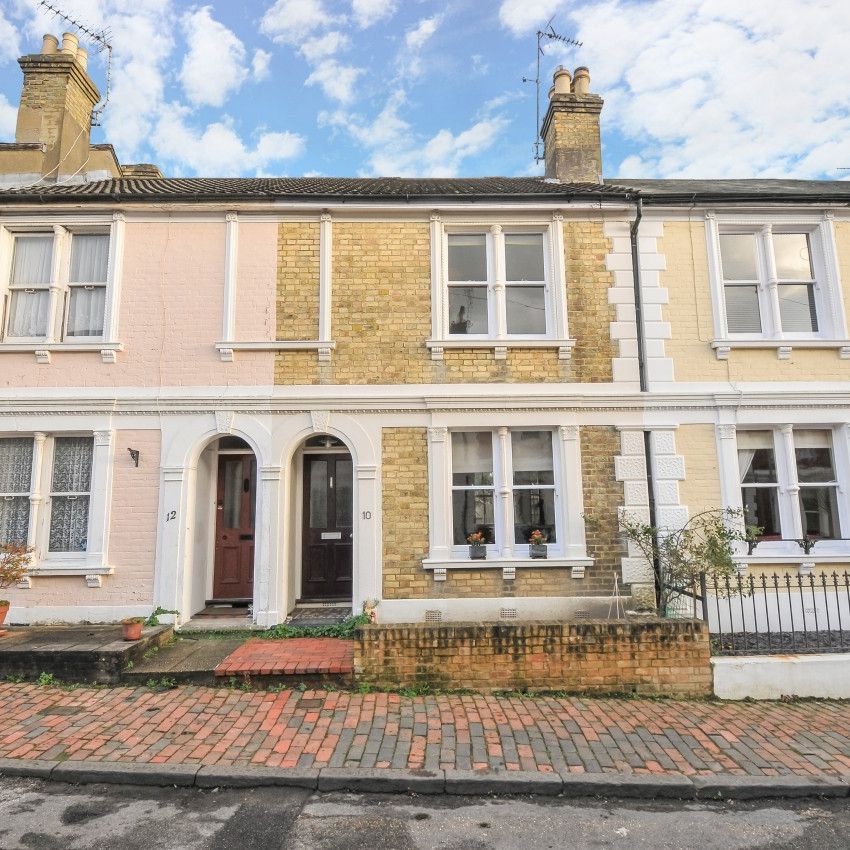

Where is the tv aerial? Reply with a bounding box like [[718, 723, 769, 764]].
[[522, 18, 582, 162], [37, 0, 113, 126]]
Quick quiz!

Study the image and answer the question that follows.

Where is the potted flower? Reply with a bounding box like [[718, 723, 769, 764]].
[[528, 529, 548, 559], [121, 617, 145, 641], [467, 531, 487, 560], [0, 543, 33, 634]]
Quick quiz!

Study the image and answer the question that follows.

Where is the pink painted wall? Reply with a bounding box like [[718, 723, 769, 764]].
[[5, 429, 161, 613], [0, 220, 278, 389]]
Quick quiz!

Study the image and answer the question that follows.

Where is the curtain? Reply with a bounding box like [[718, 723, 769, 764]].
[[69, 234, 109, 283], [49, 436, 93, 553], [0, 438, 33, 546], [451, 432, 493, 476], [7, 289, 49, 338], [11, 236, 52, 285], [66, 286, 106, 336], [51, 436, 93, 492]]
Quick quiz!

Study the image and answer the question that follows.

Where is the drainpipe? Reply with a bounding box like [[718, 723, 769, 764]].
[[628, 194, 661, 609]]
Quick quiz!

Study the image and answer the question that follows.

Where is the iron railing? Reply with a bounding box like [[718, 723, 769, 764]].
[[702, 571, 850, 656]]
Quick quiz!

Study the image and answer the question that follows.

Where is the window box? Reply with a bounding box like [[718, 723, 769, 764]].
[[529, 543, 548, 559], [468, 542, 487, 560]]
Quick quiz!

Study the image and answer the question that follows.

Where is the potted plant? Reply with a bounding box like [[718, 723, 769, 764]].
[[0, 543, 33, 633], [467, 531, 487, 560], [121, 617, 145, 641], [528, 529, 548, 559]]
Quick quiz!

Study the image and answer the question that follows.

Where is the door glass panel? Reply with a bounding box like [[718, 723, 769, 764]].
[[336, 459, 353, 526], [309, 459, 328, 528], [222, 459, 242, 528]]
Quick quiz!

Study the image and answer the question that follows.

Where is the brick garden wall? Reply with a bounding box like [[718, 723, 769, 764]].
[[355, 619, 712, 696]]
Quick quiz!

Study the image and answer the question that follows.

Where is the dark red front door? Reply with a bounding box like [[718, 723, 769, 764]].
[[301, 454, 353, 600], [213, 453, 256, 600]]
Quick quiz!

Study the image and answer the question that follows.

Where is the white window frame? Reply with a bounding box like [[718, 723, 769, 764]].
[[427, 213, 574, 361], [706, 212, 850, 360], [0, 212, 125, 363], [719, 424, 850, 561], [423, 423, 590, 574], [0, 429, 114, 579]]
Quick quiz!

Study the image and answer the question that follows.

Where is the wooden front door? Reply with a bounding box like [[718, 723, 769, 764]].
[[301, 453, 353, 600], [213, 453, 256, 600]]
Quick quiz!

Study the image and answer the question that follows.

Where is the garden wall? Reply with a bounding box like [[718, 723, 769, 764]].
[[355, 619, 712, 696]]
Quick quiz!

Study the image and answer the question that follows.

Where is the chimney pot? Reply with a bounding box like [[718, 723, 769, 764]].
[[41, 34, 58, 55], [76, 46, 88, 70], [573, 66, 590, 96], [553, 66, 572, 96], [60, 32, 79, 57]]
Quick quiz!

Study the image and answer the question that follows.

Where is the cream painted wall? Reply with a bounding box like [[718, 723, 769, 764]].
[[0, 221, 276, 389], [677, 424, 722, 517], [661, 219, 850, 383]]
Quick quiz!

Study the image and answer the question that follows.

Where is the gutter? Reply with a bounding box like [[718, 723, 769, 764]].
[[628, 192, 662, 608]]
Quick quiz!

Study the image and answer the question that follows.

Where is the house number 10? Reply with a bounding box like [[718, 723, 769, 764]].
[[362, 510, 372, 520]]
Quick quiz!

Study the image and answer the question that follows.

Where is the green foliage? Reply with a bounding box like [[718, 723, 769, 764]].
[[265, 613, 370, 640], [618, 507, 759, 616], [145, 607, 178, 627], [36, 672, 58, 687], [145, 677, 177, 690], [4, 674, 24, 684]]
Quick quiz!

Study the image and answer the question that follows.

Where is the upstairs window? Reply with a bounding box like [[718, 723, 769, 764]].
[[446, 229, 549, 337], [2, 227, 113, 344], [717, 224, 831, 338]]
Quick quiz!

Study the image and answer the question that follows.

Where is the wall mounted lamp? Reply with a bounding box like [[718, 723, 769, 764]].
[[128, 448, 140, 467]]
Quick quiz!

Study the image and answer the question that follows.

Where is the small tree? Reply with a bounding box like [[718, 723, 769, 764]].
[[0, 543, 33, 603], [618, 508, 758, 616]]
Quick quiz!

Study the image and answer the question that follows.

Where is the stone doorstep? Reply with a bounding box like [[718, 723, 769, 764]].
[[1, 759, 847, 800]]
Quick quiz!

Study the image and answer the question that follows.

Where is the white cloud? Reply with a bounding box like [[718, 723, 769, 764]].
[[260, 0, 333, 44], [252, 49, 272, 81], [560, 0, 850, 178], [299, 31, 350, 62], [306, 60, 364, 103], [498, 0, 566, 36], [405, 15, 441, 50], [0, 93, 16, 138], [153, 107, 304, 174], [0, 9, 21, 64], [320, 92, 508, 176], [351, 0, 396, 28], [179, 6, 247, 108]]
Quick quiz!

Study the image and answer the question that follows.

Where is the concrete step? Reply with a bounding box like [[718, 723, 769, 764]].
[[0, 625, 173, 684], [122, 636, 245, 686]]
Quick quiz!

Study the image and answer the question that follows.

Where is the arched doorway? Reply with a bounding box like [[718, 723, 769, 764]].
[[190, 435, 257, 617], [298, 435, 353, 602]]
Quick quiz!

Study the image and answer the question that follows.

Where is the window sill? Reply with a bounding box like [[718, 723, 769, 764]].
[[215, 340, 335, 363], [20, 562, 114, 588], [422, 556, 592, 581], [711, 338, 850, 361], [426, 338, 576, 361], [0, 341, 123, 364]]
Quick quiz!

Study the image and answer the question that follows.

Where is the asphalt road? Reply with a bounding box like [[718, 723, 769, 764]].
[[0, 776, 847, 850]]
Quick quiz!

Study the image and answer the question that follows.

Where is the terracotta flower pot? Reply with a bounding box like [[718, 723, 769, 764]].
[[122, 620, 144, 641], [0, 603, 9, 629]]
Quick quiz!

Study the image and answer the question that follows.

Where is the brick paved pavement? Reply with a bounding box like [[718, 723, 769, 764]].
[[0, 683, 847, 778], [214, 638, 354, 678]]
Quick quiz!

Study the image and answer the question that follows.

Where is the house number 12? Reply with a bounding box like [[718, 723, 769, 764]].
[[165, 510, 177, 522]]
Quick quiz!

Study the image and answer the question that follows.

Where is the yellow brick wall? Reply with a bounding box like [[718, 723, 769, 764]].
[[663, 219, 850, 382], [565, 220, 618, 382], [380, 425, 625, 601], [677, 424, 722, 517], [274, 220, 615, 385]]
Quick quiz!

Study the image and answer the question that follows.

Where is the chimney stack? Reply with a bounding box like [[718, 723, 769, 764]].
[[541, 65, 604, 183], [13, 32, 101, 181]]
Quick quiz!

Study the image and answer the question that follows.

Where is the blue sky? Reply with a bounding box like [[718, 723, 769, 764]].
[[0, 0, 848, 179]]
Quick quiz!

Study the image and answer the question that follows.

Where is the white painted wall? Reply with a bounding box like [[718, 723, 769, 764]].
[[712, 653, 850, 699]]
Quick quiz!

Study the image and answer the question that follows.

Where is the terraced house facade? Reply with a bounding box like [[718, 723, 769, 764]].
[[2, 35, 850, 627]]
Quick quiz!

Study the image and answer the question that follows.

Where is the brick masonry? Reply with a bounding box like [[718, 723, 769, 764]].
[[274, 219, 616, 385], [355, 619, 712, 696]]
